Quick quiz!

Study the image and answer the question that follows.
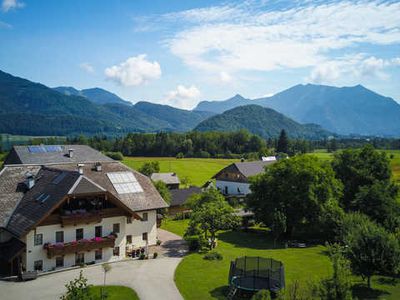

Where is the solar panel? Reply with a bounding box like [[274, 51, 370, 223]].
[[52, 172, 67, 184], [28, 146, 46, 153], [36, 193, 50, 203], [44, 145, 63, 152], [107, 172, 143, 194]]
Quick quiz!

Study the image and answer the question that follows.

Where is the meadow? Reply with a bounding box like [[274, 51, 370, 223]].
[[162, 219, 400, 300], [122, 157, 238, 187]]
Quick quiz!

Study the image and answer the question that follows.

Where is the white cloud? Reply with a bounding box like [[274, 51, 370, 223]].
[[219, 71, 232, 83], [2, 0, 24, 12], [79, 62, 95, 74], [308, 55, 397, 84], [164, 85, 201, 109], [165, 1, 400, 74], [105, 54, 161, 86]]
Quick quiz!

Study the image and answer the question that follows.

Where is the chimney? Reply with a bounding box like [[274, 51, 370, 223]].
[[25, 172, 35, 189], [68, 149, 74, 158], [95, 162, 102, 172], [77, 163, 84, 175]]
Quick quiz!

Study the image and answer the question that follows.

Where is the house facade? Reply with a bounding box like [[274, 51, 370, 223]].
[[213, 161, 276, 196], [0, 145, 168, 276]]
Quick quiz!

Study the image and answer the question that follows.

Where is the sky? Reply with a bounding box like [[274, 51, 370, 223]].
[[0, 0, 399, 109]]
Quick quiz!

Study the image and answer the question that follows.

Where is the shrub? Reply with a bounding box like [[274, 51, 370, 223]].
[[203, 251, 223, 261], [104, 151, 124, 161], [176, 152, 184, 159], [251, 289, 271, 300], [156, 239, 162, 246], [185, 235, 206, 251], [139, 254, 146, 260], [153, 252, 158, 259]]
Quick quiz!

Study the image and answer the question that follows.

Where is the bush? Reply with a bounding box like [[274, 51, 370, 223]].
[[185, 235, 206, 251], [176, 152, 184, 159], [203, 251, 223, 261], [156, 239, 162, 246], [251, 289, 271, 300], [104, 151, 124, 161], [139, 253, 146, 260], [153, 252, 158, 259]]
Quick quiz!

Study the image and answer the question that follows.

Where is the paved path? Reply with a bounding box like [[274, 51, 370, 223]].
[[0, 229, 187, 300]]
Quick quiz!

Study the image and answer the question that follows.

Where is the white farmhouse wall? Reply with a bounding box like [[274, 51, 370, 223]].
[[25, 210, 157, 272], [216, 180, 251, 195]]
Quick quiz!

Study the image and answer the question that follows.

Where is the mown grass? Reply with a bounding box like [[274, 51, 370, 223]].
[[123, 157, 238, 187], [163, 219, 400, 300], [88, 285, 139, 300]]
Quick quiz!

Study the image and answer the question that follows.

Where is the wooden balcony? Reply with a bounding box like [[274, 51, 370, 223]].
[[60, 211, 102, 227], [44, 235, 116, 258]]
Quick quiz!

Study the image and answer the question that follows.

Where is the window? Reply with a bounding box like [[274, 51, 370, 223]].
[[34, 233, 43, 246], [56, 256, 64, 268], [55, 231, 64, 243], [76, 228, 83, 240], [75, 253, 84, 265], [113, 223, 120, 234], [34, 260, 43, 271], [113, 246, 120, 256], [126, 235, 132, 244], [126, 217, 132, 224], [142, 213, 148, 222], [95, 226, 102, 238], [142, 232, 148, 241], [95, 249, 102, 260]]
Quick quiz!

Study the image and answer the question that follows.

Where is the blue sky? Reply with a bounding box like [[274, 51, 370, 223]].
[[1, 0, 399, 109]]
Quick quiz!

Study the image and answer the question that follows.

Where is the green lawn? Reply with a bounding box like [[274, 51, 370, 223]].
[[123, 157, 238, 187], [162, 219, 400, 300], [88, 285, 139, 300]]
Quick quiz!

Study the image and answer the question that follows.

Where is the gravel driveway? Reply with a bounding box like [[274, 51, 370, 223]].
[[0, 229, 187, 300]]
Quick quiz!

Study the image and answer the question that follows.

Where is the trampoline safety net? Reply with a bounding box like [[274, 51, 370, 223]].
[[228, 256, 285, 292]]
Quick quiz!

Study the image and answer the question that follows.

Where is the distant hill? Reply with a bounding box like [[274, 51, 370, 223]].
[[134, 101, 215, 132], [194, 94, 252, 114], [195, 105, 332, 139], [54, 86, 132, 106], [194, 84, 400, 136], [0, 70, 212, 135]]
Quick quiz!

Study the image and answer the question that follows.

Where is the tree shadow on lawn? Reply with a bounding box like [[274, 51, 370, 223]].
[[352, 283, 390, 299], [209, 285, 229, 300], [218, 229, 286, 250]]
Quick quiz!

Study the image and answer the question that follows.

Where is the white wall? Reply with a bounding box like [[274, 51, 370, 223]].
[[25, 210, 158, 272], [216, 180, 251, 195]]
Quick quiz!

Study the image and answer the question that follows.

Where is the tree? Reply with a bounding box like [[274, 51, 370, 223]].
[[277, 129, 289, 154], [342, 214, 400, 288], [332, 145, 393, 211], [186, 189, 240, 248], [247, 155, 343, 238], [271, 210, 286, 248], [319, 244, 353, 300], [60, 271, 93, 300], [180, 176, 191, 188], [101, 263, 112, 300], [153, 180, 171, 205], [139, 161, 160, 176]]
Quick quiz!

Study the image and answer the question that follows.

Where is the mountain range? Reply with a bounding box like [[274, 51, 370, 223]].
[[0, 70, 213, 135], [1, 69, 400, 138], [195, 84, 400, 136], [195, 105, 331, 139]]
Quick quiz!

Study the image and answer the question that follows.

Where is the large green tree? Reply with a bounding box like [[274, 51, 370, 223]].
[[139, 161, 160, 176], [247, 155, 343, 238], [186, 189, 240, 248], [342, 213, 400, 288], [276, 129, 289, 154], [153, 180, 171, 205]]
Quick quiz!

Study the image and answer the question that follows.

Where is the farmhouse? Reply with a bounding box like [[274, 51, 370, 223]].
[[0, 145, 168, 277], [169, 186, 202, 215], [213, 160, 276, 196], [150, 172, 180, 190]]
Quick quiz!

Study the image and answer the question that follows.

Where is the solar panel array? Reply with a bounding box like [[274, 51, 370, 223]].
[[107, 172, 143, 194], [28, 145, 63, 153]]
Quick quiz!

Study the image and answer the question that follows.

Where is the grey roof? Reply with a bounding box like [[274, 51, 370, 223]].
[[233, 161, 276, 178], [170, 186, 202, 207], [150, 172, 180, 185], [4, 145, 113, 165]]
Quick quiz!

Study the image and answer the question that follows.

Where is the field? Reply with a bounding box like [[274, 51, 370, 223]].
[[162, 219, 400, 300], [123, 157, 238, 187]]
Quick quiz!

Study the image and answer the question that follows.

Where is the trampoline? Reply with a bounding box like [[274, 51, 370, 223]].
[[228, 256, 285, 293]]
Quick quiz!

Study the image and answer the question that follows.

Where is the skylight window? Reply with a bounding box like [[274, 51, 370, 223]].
[[107, 172, 143, 194], [28, 145, 63, 153], [36, 193, 50, 203]]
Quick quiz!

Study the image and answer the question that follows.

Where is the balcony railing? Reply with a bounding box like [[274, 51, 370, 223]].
[[60, 211, 102, 226], [44, 234, 116, 258]]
